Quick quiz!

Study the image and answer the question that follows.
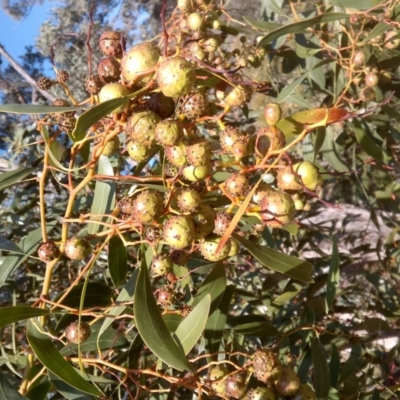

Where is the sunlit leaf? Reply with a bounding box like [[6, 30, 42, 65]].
[[175, 294, 211, 355], [134, 256, 192, 371], [310, 337, 330, 399], [326, 237, 340, 312], [330, 0, 384, 10], [88, 155, 116, 234], [320, 126, 349, 172], [48, 371, 96, 400], [108, 235, 127, 287], [243, 16, 282, 31], [0, 306, 49, 329], [203, 285, 235, 361], [353, 119, 387, 161], [0, 236, 22, 253], [0, 167, 36, 191], [258, 13, 349, 47], [338, 343, 363, 382], [233, 234, 314, 283], [26, 319, 101, 396], [0, 222, 57, 286]]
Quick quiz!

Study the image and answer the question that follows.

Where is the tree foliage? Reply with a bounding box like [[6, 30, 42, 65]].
[[0, 0, 400, 399]]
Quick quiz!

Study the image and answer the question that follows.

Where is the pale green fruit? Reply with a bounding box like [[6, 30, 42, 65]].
[[273, 367, 300, 396], [127, 140, 154, 162], [64, 237, 91, 261], [121, 42, 160, 86], [182, 162, 212, 182], [209, 365, 229, 396], [163, 215, 195, 249], [247, 387, 276, 400], [260, 190, 295, 227], [292, 383, 316, 400], [200, 234, 231, 262], [127, 110, 161, 145], [131, 190, 164, 223], [187, 12, 203, 31], [98, 83, 129, 113], [228, 237, 240, 257], [292, 161, 323, 191], [156, 56, 196, 97]]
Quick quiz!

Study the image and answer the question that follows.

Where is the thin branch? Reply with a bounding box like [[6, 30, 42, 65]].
[[0, 44, 56, 102]]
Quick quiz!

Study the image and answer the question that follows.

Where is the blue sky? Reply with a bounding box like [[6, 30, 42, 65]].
[[0, 3, 52, 69]]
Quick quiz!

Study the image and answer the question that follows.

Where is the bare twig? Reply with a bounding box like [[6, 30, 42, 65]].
[[0, 44, 56, 102]]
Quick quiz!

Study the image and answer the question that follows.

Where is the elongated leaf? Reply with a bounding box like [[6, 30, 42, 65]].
[[134, 257, 192, 371], [88, 155, 116, 235], [0, 167, 36, 191], [175, 295, 211, 355], [108, 235, 127, 287], [232, 321, 279, 337], [49, 371, 96, 400], [320, 126, 349, 172], [243, 16, 282, 31], [330, 0, 384, 10], [310, 338, 330, 399], [192, 261, 226, 311], [353, 119, 386, 161], [354, 317, 391, 332], [330, 344, 340, 388], [338, 343, 364, 382], [0, 222, 57, 286], [325, 237, 340, 312], [204, 285, 235, 361], [25, 381, 52, 400], [26, 319, 101, 396], [0, 306, 49, 329], [233, 234, 313, 283], [276, 72, 308, 104], [0, 104, 85, 114], [258, 13, 349, 47], [0, 369, 27, 400], [55, 282, 113, 309], [0, 236, 22, 253]]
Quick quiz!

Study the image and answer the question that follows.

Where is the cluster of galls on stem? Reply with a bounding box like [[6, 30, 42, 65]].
[[208, 349, 316, 399]]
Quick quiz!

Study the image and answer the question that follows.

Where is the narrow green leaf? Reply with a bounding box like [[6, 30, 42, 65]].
[[0, 369, 28, 400], [353, 119, 386, 161], [338, 343, 363, 383], [329, 344, 340, 388], [0, 167, 36, 191], [26, 319, 101, 396], [258, 13, 349, 47], [0, 306, 50, 329], [273, 282, 304, 306], [55, 282, 113, 309], [108, 235, 127, 287], [0, 236, 22, 253], [49, 371, 96, 400], [243, 16, 282, 31], [325, 237, 340, 312], [134, 257, 192, 371], [88, 155, 116, 235], [371, 388, 381, 400], [0, 104, 85, 114], [310, 338, 330, 399], [232, 321, 279, 337], [276, 71, 308, 104], [203, 285, 235, 361], [0, 222, 57, 286], [192, 261, 226, 311], [364, 22, 391, 43], [25, 381, 52, 400], [175, 294, 211, 355], [320, 126, 349, 172], [40, 125, 70, 172], [354, 317, 391, 332], [233, 234, 313, 283], [330, 0, 384, 10], [262, 0, 288, 18]]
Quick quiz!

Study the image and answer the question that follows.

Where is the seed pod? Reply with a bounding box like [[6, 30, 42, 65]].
[[170, 249, 190, 266], [253, 349, 283, 385], [38, 241, 60, 262], [187, 12, 203, 31], [146, 92, 176, 119], [225, 85, 251, 108], [177, 188, 202, 212], [247, 387, 276, 400], [201, 36, 220, 52], [97, 57, 121, 84], [252, 183, 273, 204], [98, 83, 129, 113], [177, 0, 193, 13], [176, 91, 209, 120], [225, 372, 247, 400], [384, 30, 400, 49], [64, 237, 91, 261], [152, 254, 173, 275], [127, 140, 155, 162], [186, 139, 212, 166], [220, 126, 243, 153], [99, 30, 126, 58], [117, 197, 135, 217], [192, 204, 216, 239], [121, 42, 160, 86], [292, 383, 316, 400], [225, 172, 250, 197], [37, 76, 53, 91], [360, 87, 375, 102], [200, 234, 231, 261], [97, 135, 120, 156], [85, 74, 103, 94], [260, 190, 295, 227], [264, 102, 282, 126], [57, 70, 69, 84], [273, 367, 300, 396], [155, 119, 183, 147], [209, 365, 229, 396], [214, 211, 232, 236], [231, 136, 250, 161], [352, 50, 366, 67], [127, 110, 161, 145], [165, 141, 188, 167], [65, 321, 91, 344], [255, 126, 285, 157], [131, 190, 164, 223], [157, 287, 176, 305], [163, 215, 195, 249], [365, 72, 379, 88], [182, 162, 212, 182], [228, 237, 240, 257], [156, 56, 196, 98]]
